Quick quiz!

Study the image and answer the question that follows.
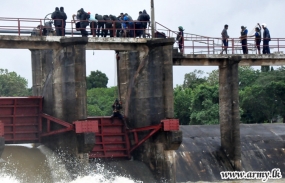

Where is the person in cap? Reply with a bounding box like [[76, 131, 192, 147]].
[[51, 7, 64, 36], [176, 26, 184, 53], [260, 23, 271, 54], [220, 24, 229, 54], [248, 23, 262, 54], [59, 7, 67, 36], [239, 26, 248, 54]]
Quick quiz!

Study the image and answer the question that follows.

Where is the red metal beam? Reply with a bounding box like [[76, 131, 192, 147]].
[[40, 113, 74, 137]]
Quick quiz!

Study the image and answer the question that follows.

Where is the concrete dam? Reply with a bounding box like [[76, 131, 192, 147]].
[[0, 33, 285, 182]]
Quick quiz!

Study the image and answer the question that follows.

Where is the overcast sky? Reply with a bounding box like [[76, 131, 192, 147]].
[[1, 0, 284, 88]]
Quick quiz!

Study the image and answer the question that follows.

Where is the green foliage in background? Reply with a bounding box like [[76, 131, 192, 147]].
[[0, 68, 31, 96]]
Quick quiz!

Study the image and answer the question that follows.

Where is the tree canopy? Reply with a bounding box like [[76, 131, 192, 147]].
[[0, 69, 31, 96], [86, 70, 109, 89], [174, 66, 285, 125]]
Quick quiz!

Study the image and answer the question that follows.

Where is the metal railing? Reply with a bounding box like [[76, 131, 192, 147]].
[[0, 17, 284, 55]]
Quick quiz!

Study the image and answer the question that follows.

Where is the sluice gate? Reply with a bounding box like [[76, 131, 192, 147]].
[[0, 97, 180, 160]]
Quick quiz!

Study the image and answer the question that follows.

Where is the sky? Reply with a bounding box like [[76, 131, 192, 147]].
[[1, 0, 285, 88]]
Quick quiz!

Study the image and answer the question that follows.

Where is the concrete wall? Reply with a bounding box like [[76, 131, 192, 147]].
[[0, 137, 4, 159], [30, 38, 89, 157], [118, 39, 178, 182]]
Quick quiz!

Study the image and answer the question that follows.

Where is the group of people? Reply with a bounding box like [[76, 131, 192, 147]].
[[221, 23, 271, 54], [48, 7, 151, 38]]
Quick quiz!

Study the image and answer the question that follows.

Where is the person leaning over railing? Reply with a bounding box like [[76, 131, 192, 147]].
[[220, 24, 229, 54]]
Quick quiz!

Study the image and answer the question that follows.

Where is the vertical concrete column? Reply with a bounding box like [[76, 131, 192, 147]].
[[118, 39, 177, 183], [162, 45, 174, 118], [30, 49, 53, 115], [219, 56, 242, 170], [48, 38, 88, 156]]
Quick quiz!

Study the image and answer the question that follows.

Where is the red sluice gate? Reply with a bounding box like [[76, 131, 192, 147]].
[[0, 97, 180, 159]]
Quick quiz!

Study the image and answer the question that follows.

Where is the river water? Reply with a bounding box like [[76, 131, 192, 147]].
[[0, 144, 142, 183]]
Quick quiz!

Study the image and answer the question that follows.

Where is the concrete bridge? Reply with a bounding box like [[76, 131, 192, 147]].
[[0, 31, 285, 182]]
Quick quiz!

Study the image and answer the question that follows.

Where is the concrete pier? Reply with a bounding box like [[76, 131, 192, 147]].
[[118, 39, 180, 182], [0, 137, 4, 159], [219, 56, 242, 170], [31, 37, 91, 156]]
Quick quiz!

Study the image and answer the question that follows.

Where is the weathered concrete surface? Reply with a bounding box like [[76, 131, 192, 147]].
[[173, 53, 285, 66], [0, 35, 148, 50], [219, 56, 241, 170], [176, 124, 285, 182], [31, 37, 90, 157], [118, 39, 180, 183]]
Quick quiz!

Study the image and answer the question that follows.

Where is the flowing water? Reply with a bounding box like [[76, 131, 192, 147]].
[[0, 144, 143, 183]]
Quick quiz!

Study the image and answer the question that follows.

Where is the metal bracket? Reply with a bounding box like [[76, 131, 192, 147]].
[[73, 120, 99, 133]]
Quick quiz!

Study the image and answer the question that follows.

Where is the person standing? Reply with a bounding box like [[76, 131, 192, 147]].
[[261, 23, 271, 54], [88, 12, 98, 37], [51, 7, 63, 36], [140, 10, 150, 38], [59, 7, 67, 36], [240, 26, 248, 54], [95, 14, 104, 37], [248, 24, 262, 54], [176, 26, 184, 54], [220, 24, 229, 54], [103, 15, 112, 37], [78, 8, 90, 37]]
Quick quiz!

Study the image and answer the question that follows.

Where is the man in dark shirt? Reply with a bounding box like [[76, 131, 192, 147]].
[[176, 26, 184, 53], [51, 7, 63, 36], [78, 8, 90, 37], [220, 24, 229, 54], [59, 7, 67, 36], [95, 14, 104, 37], [240, 26, 248, 54], [261, 23, 271, 54]]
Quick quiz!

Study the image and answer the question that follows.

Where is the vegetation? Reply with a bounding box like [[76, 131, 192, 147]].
[[174, 67, 285, 125], [2, 67, 285, 124], [0, 69, 31, 96]]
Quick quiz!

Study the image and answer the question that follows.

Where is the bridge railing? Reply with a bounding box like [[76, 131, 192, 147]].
[[0, 17, 152, 38], [154, 22, 285, 55]]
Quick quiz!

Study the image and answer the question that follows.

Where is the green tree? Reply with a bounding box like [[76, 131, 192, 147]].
[[190, 83, 219, 125], [86, 70, 109, 89], [0, 69, 30, 96], [183, 70, 206, 89], [174, 86, 193, 125], [87, 87, 118, 116]]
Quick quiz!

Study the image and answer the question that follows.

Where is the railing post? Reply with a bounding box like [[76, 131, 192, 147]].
[[71, 21, 74, 37]]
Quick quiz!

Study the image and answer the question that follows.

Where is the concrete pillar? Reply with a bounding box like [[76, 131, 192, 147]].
[[118, 39, 178, 182], [31, 49, 53, 115], [219, 56, 242, 170], [31, 38, 90, 156]]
